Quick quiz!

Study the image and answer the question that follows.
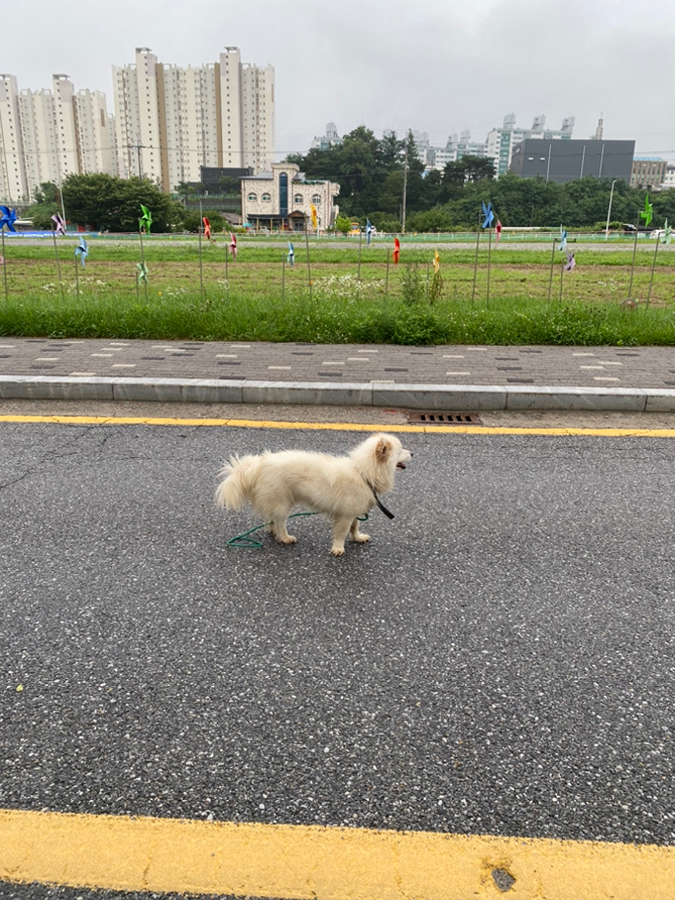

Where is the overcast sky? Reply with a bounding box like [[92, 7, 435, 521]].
[[4, 0, 674, 159]]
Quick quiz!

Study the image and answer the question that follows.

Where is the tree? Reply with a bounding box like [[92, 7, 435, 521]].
[[335, 216, 351, 234], [63, 174, 183, 232], [24, 181, 62, 230]]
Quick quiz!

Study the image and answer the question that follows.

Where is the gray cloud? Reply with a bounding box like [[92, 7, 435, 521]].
[[4, 0, 674, 157]]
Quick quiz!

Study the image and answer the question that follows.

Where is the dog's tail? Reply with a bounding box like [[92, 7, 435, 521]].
[[214, 454, 260, 509]]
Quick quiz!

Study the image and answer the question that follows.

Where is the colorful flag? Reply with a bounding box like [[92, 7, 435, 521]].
[[559, 226, 568, 252], [495, 220, 503, 244], [481, 201, 494, 229], [139, 204, 152, 233], [136, 261, 149, 283], [393, 237, 400, 265], [366, 219, 373, 246], [203, 217, 211, 240], [564, 250, 576, 271], [74, 237, 88, 267], [661, 218, 673, 245], [0, 206, 17, 232], [229, 233, 237, 259], [310, 203, 318, 229], [287, 242, 295, 265], [640, 194, 653, 227], [51, 213, 66, 236], [433, 249, 440, 274]]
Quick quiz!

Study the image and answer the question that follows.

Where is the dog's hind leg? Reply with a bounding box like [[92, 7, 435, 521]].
[[269, 511, 297, 545], [330, 515, 354, 556], [349, 518, 371, 544]]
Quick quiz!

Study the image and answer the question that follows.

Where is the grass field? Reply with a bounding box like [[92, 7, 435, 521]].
[[1, 236, 674, 345]]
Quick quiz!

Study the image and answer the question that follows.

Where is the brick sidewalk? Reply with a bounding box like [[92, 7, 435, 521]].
[[0, 337, 674, 389]]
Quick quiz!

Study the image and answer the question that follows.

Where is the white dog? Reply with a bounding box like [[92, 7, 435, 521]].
[[215, 433, 412, 555]]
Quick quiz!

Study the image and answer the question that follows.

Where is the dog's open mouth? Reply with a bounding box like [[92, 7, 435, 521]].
[[396, 462, 407, 469]]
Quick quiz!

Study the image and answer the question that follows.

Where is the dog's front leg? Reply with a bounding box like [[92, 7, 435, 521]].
[[330, 516, 353, 556], [349, 518, 371, 544]]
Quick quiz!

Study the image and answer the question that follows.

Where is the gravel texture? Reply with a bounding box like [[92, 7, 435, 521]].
[[1, 421, 674, 851]]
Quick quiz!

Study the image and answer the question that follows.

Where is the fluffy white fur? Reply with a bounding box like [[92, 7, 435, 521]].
[[215, 433, 411, 555]]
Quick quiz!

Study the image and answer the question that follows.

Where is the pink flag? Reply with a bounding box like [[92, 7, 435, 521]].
[[51, 213, 66, 236], [229, 233, 237, 260], [495, 220, 502, 244], [203, 217, 211, 240]]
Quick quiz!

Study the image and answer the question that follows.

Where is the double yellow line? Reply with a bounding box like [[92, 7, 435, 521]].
[[2, 808, 674, 899]]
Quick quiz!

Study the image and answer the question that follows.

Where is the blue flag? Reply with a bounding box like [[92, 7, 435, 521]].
[[74, 237, 88, 267], [481, 201, 494, 229], [366, 219, 373, 245], [559, 226, 568, 252], [287, 242, 295, 266], [0, 206, 17, 232]]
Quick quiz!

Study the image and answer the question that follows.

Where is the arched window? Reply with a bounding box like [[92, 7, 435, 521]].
[[294, 194, 304, 204], [247, 192, 257, 202], [311, 194, 321, 205], [261, 192, 271, 202]]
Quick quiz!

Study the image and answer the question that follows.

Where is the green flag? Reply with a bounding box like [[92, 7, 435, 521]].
[[660, 219, 672, 244], [640, 194, 653, 227], [139, 204, 153, 233], [136, 261, 149, 283]]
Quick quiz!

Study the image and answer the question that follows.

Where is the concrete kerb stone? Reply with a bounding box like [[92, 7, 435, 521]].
[[505, 385, 649, 412], [371, 384, 507, 411], [110, 378, 244, 404], [242, 381, 373, 407], [1, 375, 675, 412], [0, 375, 115, 401], [645, 390, 675, 413]]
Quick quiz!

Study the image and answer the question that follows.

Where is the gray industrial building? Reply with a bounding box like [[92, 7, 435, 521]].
[[509, 139, 635, 183]]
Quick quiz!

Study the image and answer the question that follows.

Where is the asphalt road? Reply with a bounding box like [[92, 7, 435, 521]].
[[1, 419, 674, 872]]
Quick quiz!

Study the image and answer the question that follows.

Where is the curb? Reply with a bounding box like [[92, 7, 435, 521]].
[[2, 375, 675, 412]]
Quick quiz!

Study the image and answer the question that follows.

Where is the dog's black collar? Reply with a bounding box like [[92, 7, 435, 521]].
[[364, 478, 395, 519]]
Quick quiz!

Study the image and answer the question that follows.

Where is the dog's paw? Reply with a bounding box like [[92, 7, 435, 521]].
[[352, 533, 371, 543], [330, 546, 345, 556], [275, 535, 297, 545]]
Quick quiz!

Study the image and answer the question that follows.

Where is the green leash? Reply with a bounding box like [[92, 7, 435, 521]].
[[227, 512, 369, 549]]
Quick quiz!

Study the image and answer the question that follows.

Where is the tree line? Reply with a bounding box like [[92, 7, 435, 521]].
[[287, 125, 675, 232], [25, 175, 227, 234]]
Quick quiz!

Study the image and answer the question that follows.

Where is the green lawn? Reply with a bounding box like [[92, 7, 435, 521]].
[[1, 237, 674, 345]]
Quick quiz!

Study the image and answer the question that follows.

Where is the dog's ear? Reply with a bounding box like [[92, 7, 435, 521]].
[[375, 437, 391, 461]]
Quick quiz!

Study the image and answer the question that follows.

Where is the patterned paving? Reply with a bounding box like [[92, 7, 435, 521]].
[[0, 338, 673, 388]]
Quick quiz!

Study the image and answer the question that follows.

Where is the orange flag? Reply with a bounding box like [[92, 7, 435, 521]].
[[393, 237, 400, 265]]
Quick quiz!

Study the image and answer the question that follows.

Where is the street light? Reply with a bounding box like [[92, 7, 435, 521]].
[[605, 179, 618, 240]]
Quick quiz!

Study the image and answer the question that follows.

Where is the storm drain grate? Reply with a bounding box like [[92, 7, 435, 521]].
[[405, 411, 483, 425]]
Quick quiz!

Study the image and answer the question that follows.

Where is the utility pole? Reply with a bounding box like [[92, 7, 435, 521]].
[[135, 135, 143, 180], [401, 146, 408, 234]]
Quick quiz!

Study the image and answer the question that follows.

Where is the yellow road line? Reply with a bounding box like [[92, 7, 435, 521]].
[[1, 413, 675, 438], [1, 809, 673, 899]]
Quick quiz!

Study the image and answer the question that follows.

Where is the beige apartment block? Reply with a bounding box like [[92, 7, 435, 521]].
[[630, 157, 667, 191], [112, 46, 274, 192], [3, 73, 116, 203], [0, 74, 28, 203]]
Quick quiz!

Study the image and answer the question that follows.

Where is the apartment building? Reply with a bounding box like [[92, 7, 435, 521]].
[[630, 156, 668, 190], [486, 114, 575, 176], [408, 115, 574, 176], [0, 74, 28, 203], [112, 47, 274, 191], [1, 73, 115, 203]]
